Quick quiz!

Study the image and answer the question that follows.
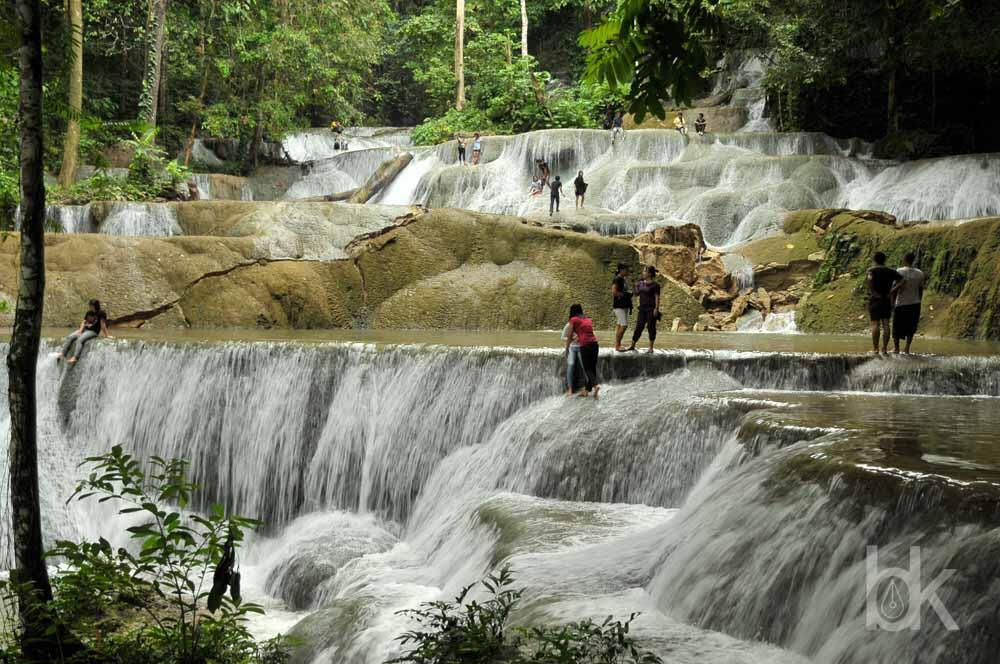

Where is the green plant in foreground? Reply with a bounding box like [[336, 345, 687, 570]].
[[388, 566, 661, 664], [0, 446, 288, 663]]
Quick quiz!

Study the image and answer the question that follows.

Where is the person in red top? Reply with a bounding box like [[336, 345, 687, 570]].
[[564, 304, 600, 399]]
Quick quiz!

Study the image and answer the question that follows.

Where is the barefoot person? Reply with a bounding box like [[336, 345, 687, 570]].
[[549, 175, 563, 215], [891, 252, 925, 354], [627, 266, 661, 353], [561, 313, 587, 395], [867, 252, 902, 354], [565, 304, 600, 399], [471, 132, 483, 165], [574, 171, 588, 209], [456, 135, 467, 164], [611, 263, 631, 351], [57, 299, 113, 365]]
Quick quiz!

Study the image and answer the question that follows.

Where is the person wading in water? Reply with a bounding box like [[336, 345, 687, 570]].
[[565, 304, 600, 399], [867, 251, 902, 354]]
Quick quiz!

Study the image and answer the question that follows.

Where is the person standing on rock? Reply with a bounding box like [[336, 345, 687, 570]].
[[574, 171, 588, 209], [611, 263, 632, 352], [565, 304, 600, 399], [472, 132, 483, 165], [56, 299, 113, 365], [612, 112, 625, 144], [891, 252, 925, 354], [867, 252, 902, 354], [549, 175, 563, 215], [628, 266, 661, 354], [456, 135, 467, 165], [561, 313, 587, 395]]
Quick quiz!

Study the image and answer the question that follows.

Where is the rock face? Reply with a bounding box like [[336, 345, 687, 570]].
[[0, 204, 706, 330], [795, 210, 1000, 339]]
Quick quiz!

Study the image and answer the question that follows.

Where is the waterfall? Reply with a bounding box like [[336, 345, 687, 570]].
[[99, 202, 183, 236], [283, 147, 399, 200], [281, 128, 412, 164], [838, 153, 1000, 222], [2, 339, 999, 663]]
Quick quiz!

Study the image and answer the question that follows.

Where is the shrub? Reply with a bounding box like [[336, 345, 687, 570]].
[[411, 108, 494, 146], [0, 446, 289, 664], [389, 566, 662, 664]]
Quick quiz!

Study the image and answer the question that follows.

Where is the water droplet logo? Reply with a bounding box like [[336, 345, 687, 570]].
[[878, 577, 908, 622]]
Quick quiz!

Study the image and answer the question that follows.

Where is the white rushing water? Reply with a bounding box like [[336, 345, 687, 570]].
[[99, 201, 183, 236], [2, 340, 1000, 663]]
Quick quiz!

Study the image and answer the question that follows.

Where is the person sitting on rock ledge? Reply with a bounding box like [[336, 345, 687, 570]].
[[694, 113, 707, 136], [56, 299, 113, 365], [673, 112, 687, 135]]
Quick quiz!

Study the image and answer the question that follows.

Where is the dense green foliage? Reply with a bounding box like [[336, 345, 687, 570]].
[[718, 0, 1000, 151], [0, 447, 288, 663], [1, 0, 998, 214], [389, 566, 661, 664]]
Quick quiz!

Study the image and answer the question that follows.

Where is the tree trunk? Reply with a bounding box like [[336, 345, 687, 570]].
[[140, 0, 168, 128], [182, 0, 216, 166], [520, 0, 528, 57], [347, 152, 413, 204], [11, 0, 58, 658], [455, 0, 465, 110], [887, 65, 897, 133], [57, 0, 83, 187]]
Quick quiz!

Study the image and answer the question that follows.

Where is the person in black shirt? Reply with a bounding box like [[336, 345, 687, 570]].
[[694, 113, 707, 136], [574, 171, 588, 209], [57, 298, 113, 365], [456, 135, 466, 164], [549, 175, 563, 215], [628, 266, 661, 353], [611, 263, 632, 351], [867, 252, 902, 354]]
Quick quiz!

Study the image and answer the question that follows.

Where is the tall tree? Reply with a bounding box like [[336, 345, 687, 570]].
[[520, 0, 528, 57], [57, 0, 83, 187], [11, 0, 58, 657], [139, 0, 168, 127], [455, 0, 465, 110]]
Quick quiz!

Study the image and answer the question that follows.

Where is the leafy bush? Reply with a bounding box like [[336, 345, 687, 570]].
[[0, 446, 289, 664], [389, 566, 662, 664], [411, 108, 494, 146]]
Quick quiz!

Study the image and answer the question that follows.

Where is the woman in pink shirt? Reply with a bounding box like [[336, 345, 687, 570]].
[[564, 304, 600, 399]]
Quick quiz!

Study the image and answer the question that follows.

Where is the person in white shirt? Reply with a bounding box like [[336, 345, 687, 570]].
[[891, 252, 926, 354]]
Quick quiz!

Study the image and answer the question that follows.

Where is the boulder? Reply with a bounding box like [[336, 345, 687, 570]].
[[632, 243, 696, 284], [633, 223, 706, 251], [693, 255, 733, 292]]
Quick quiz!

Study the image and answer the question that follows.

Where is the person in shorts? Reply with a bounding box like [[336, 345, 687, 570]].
[[611, 263, 631, 351], [867, 252, 902, 354], [891, 252, 925, 354]]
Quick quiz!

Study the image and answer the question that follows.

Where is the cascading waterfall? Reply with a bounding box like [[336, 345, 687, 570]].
[[281, 128, 412, 164], [99, 201, 183, 236], [283, 147, 401, 200], [2, 339, 999, 664], [384, 126, 996, 246]]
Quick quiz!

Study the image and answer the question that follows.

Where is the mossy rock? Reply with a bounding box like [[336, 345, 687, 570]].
[[356, 208, 704, 330], [797, 211, 1000, 339], [734, 230, 821, 266]]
